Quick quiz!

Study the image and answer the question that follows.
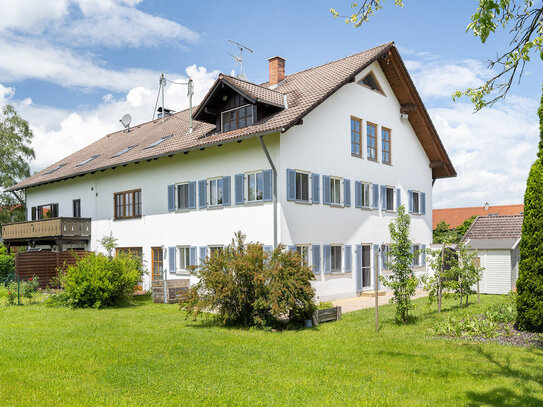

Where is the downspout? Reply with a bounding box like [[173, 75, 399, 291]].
[[257, 135, 278, 248]]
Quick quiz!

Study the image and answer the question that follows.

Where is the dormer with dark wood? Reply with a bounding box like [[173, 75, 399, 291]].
[[192, 74, 285, 134]]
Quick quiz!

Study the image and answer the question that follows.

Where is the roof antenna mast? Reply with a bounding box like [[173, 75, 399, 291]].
[[153, 73, 194, 134], [227, 39, 253, 80]]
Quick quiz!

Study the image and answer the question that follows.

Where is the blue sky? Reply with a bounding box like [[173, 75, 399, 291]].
[[0, 0, 541, 208]]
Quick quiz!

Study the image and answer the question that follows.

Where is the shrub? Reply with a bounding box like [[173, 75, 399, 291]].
[[21, 276, 39, 303], [181, 232, 315, 327], [0, 246, 15, 283], [55, 252, 144, 308], [517, 86, 543, 332]]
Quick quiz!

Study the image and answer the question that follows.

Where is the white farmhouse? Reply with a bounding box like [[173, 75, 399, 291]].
[[4, 42, 455, 300]]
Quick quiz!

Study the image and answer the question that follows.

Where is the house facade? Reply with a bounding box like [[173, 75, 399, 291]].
[[4, 42, 455, 301]]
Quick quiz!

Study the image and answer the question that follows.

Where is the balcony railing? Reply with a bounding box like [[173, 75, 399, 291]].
[[1, 217, 91, 241]]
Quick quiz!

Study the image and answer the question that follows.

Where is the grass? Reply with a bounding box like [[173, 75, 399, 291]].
[[0, 295, 542, 406]]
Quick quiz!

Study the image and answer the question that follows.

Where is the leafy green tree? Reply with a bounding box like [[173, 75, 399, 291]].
[[455, 216, 477, 242], [423, 235, 457, 312], [98, 232, 118, 259], [380, 205, 419, 323], [433, 220, 453, 244], [447, 242, 482, 307], [331, 1, 543, 109], [516, 86, 543, 332], [0, 104, 35, 225]]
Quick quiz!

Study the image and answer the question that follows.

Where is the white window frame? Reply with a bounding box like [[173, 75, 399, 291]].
[[331, 244, 343, 273], [221, 104, 253, 132], [296, 244, 311, 267], [330, 176, 343, 206], [295, 170, 311, 203], [413, 244, 421, 267], [177, 246, 190, 274], [176, 182, 189, 211], [361, 182, 371, 209], [246, 170, 264, 203], [385, 186, 395, 212], [208, 177, 223, 207], [381, 244, 389, 270], [412, 191, 421, 214]]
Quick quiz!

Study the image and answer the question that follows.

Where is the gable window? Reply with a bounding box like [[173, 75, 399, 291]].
[[358, 71, 384, 94], [330, 177, 342, 205], [351, 116, 362, 157], [178, 246, 191, 272], [331, 245, 342, 273], [386, 187, 394, 211], [114, 189, 142, 220], [73, 199, 81, 217], [33, 203, 59, 220], [222, 105, 253, 132], [177, 183, 189, 210], [209, 178, 223, 206], [296, 245, 310, 267], [367, 122, 377, 161], [382, 127, 391, 164], [247, 171, 264, 202], [296, 171, 309, 202]]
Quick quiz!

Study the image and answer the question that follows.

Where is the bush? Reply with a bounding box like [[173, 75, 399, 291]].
[[0, 246, 15, 283], [517, 87, 543, 332], [53, 252, 144, 308], [181, 232, 316, 327], [21, 276, 39, 303]]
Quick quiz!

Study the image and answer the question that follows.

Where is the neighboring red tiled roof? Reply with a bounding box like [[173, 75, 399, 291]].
[[433, 204, 524, 229], [462, 215, 523, 241], [9, 42, 455, 191]]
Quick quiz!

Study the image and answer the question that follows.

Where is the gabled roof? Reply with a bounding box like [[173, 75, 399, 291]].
[[462, 215, 523, 242], [433, 204, 524, 229], [9, 42, 455, 192]]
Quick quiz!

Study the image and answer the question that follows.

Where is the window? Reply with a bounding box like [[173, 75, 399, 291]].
[[116, 247, 143, 258], [178, 246, 190, 272], [361, 183, 371, 208], [386, 187, 394, 211], [361, 245, 371, 287], [209, 178, 223, 206], [358, 71, 384, 94], [295, 171, 309, 202], [151, 247, 164, 280], [412, 191, 420, 214], [34, 203, 59, 220], [44, 164, 66, 175], [331, 245, 342, 273], [367, 122, 377, 161], [112, 145, 137, 158], [73, 199, 81, 217], [221, 105, 253, 132], [330, 177, 341, 205], [177, 183, 189, 210], [144, 134, 172, 150], [209, 246, 223, 256], [247, 172, 264, 202], [381, 244, 389, 270], [413, 244, 420, 267], [76, 155, 99, 167], [382, 127, 391, 164], [296, 245, 310, 267], [351, 116, 362, 157], [114, 189, 142, 220]]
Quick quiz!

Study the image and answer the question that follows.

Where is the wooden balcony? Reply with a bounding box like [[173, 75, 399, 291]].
[[1, 217, 91, 243]]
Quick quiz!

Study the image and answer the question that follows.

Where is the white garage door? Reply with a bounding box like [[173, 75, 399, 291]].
[[480, 250, 512, 294]]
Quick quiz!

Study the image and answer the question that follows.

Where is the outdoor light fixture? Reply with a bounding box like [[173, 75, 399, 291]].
[[400, 113, 409, 120]]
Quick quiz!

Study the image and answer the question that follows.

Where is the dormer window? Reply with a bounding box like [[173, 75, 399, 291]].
[[221, 105, 253, 132]]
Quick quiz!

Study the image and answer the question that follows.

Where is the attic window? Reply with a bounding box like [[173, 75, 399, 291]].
[[44, 164, 66, 175], [144, 134, 172, 150], [112, 145, 137, 158], [221, 105, 253, 132], [358, 71, 384, 94], [76, 155, 100, 167]]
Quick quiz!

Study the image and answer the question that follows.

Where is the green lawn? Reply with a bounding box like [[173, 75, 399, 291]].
[[0, 295, 542, 406]]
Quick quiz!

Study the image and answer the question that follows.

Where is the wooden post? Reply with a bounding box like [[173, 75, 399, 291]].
[[374, 247, 379, 333]]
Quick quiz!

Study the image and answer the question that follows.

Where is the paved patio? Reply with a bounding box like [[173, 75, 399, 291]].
[[332, 289, 428, 313]]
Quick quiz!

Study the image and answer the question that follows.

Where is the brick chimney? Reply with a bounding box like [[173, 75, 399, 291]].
[[268, 56, 286, 86]]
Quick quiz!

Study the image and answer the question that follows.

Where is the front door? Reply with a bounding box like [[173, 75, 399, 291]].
[[151, 247, 164, 281]]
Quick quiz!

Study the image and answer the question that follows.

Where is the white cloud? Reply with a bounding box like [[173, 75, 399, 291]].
[[1, 64, 219, 171]]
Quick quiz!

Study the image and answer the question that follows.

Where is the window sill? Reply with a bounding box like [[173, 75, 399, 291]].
[[113, 216, 142, 221], [367, 159, 380, 164], [175, 208, 191, 213], [207, 205, 224, 210], [176, 271, 191, 276], [351, 154, 363, 159], [245, 200, 264, 206], [294, 200, 312, 205]]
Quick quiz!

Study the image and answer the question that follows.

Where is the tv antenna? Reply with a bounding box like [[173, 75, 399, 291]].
[[227, 39, 253, 78], [119, 113, 132, 132], [153, 73, 194, 134]]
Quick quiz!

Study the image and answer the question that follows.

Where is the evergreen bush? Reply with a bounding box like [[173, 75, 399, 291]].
[[0, 246, 15, 283]]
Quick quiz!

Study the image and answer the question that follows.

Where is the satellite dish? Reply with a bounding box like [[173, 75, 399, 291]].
[[120, 114, 132, 132]]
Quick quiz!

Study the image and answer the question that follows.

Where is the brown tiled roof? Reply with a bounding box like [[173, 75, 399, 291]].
[[221, 75, 284, 107], [463, 215, 523, 241], [9, 42, 455, 191], [433, 204, 524, 229]]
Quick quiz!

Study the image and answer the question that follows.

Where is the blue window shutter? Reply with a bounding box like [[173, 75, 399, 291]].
[[222, 176, 231, 206], [344, 179, 351, 207], [372, 184, 379, 209], [263, 170, 273, 202], [324, 245, 331, 274], [355, 245, 362, 292], [323, 175, 331, 205], [263, 245, 273, 254], [287, 245, 296, 253], [312, 245, 320, 275], [189, 246, 197, 266], [168, 246, 176, 273], [373, 244, 379, 289], [189, 181, 196, 209], [198, 180, 207, 209], [235, 174, 244, 205], [312, 173, 320, 204], [286, 169, 296, 201], [380, 185, 386, 210], [408, 190, 413, 213], [167, 184, 175, 211], [421, 244, 426, 266], [344, 245, 352, 273], [199, 246, 207, 263], [355, 181, 362, 208], [421, 192, 426, 215], [396, 188, 401, 211]]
